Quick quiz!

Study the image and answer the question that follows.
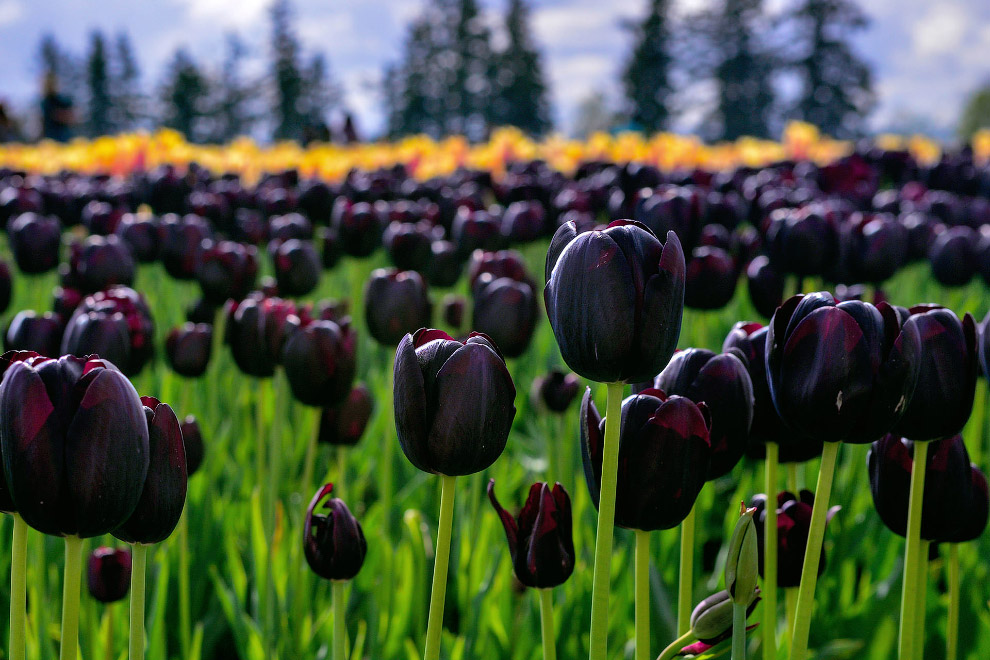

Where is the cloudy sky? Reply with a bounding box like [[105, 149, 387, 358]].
[[0, 0, 987, 139]]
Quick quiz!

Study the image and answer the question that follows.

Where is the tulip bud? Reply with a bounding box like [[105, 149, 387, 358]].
[[67, 235, 136, 294], [746, 256, 784, 320], [9, 213, 61, 274], [5, 310, 63, 358], [197, 240, 259, 304], [384, 221, 436, 272], [690, 588, 760, 644], [332, 199, 383, 257], [61, 286, 156, 377], [304, 483, 367, 581], [273, 239, 321, 297], [441, 294, 465, 329], [159, 214, 212, 280], [115, 212, 160, 263], [87, 547, 132, 603], [428, 240, 463, 287], [225, 296, 300, 378], [684, 246, 738, 311], [471, 275, 538, 358], [751, 490, 839, 587], [364, 269, 432, 347], [114, 397, 187, 545], [180, 415, 204, 477], [317, 227, 343, 270], [531, 368, 580, 413], [282, 319, 357, 407], [165, 323, 213, 378], [726, 503, 758, 604], [318, 384, 373, 446]]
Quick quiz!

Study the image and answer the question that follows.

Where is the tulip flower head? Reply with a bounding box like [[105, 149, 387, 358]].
[[87, 546, 132, 603], [751, 490, 840, 588], [304, 483, 366, 581]]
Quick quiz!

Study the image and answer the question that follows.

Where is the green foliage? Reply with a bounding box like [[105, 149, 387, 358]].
[[622, 0, 674, 134], [110, 32, 144, 132], [160, 49, 210, 142], [490, 0, 552, 136], [85, 31, 113, 138], [958, 84, 990, 141]]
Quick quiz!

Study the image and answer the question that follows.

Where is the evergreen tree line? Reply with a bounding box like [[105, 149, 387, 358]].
[[35, 0, 875, 143]]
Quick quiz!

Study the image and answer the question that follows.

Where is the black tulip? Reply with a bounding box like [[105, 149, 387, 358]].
[[384, 221, 436, 272], [393, 329, 515, 475], [684, 246, 738, 311], [159, 214, 212, 280], [751, 490, 838, 588], [62, 287, 156, 377], [68, 235, 136, 294], [0, 352, 149, 536], [225, 296, 300, 378], [531, 368, 580, 413], [87, 547, 132, 603], [581, 387, 711, 531], [332, 199, 383, 257], [654, 348, 753, 480], [766, 292, 921, 444], [472, 276, 538, 358], [868, 434, 972, 541], [180, 416, 204, 477], [318, 384, 374, 446], [428, 240, 464, 287], [282, 319, 357, 407], [746, 256, 784, 320], [943, 465, 989, 543], [165, 323, 213, 378], [5, 311, 63, 357], [545, 220, 685, 384], [115, 213, 160, 262], [273, 239, 321, 297], [441, 294, 465, 329], [488, 479, 575, 589], [9, 213, 61, 274], [317, 227, 342, 270], [364, 269, 432, 346], [929, 226, 977, 288], [304, 483, 367, 581], [198, 241, 259, 304]]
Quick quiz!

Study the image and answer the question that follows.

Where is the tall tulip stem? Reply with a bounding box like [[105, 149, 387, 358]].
[[128, 544, 148, 660], [332, 580, 347, 660], [785, 587, 797, 653], [539, 589, 557, 660], [764, 442, 779, 660], [382, 347, 396, 535], [946, 544, 959, 660], [787, 463, 799, 494], [9, 513, 27, 660], [635, 530, 650, 660], [657, 631, 698, 660], [104, 607, 114, 660], [301, 408, 320, 498], [732, 602, 747, 660], [589, 381, 625, 660], [178, 510, 191, 659], [915, 540, 930, 660], [424, 474, 456, 660], [677, 504, 697, 634], [60, 535, 84, 660], [789, 440, 840, 660], [898, 439, 929, 660]]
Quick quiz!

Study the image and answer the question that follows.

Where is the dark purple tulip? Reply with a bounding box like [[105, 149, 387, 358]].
[[868, 434, 973, 541], [62, 287, 156, 376], [428, 240, 463, 287], [5, 311, 63, 357], [0, 352, 149, 536], [332, 199, 383, 257], [298, 180, 335, 223], [282, 319, 357, 407], [929, 226, 977, 287], [501, 200, 547, 243], [0, 261, 10, 314], [849, 214, 908, 284], [766, 292, 921, 444], [746, 256, 784, 320], [364, 269, 432, 346], [114, 397, 187, 544], [452, 207, 502, 256], [225, 296, 301, 378], [81, 201, 124, 235], [684, 246, 738, 310], [530, 368, 580, 413], [472, 276, 538, 358], [165, 323, 213, 378], [633, 186, 704, 253], [384, 221, 436, 272], [723, 322, 823, 463], [393, 329, 515, 475], [581, 387, 711, 530], [9, 213, 61, 274], [68, 235, 136, 293], [468, 249, 532, 289], [317, 227, 342, 270], [654, 348, 753, 480], [318, 384, 374, 446], [273, 239, 321, 297], [159, 214, 212, 280], [234, 208, 268, 245], [765, 206, 836, 277], [900, 212, 934, 263], [197, 241, 259, 304], [751, 490, 839, 588], [545, 220, 685, 384], [441, 294, 465, 329], [53, 286, 83, 319], [179, 416, 204, 477], [115, 213, 160, 262], [87, 547, 132, 603], [488, 479, 575, 589], [892, 305, 977, 441], [269, 212, 313, 242], [304, 483, 367, 581], [943, 465, 988, 543]]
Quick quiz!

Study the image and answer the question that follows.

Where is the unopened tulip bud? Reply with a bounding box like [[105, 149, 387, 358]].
[[726, 503, 758, 604]]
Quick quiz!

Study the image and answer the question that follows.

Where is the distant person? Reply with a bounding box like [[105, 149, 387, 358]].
[[41, 72, 75, 142]]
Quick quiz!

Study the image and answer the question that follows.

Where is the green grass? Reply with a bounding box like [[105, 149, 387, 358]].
[[1, 237, 989, 660]]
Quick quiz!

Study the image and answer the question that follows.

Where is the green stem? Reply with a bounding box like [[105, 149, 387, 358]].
[[789, 440, 840, 660], [657, 631, 698, 660], [179, 510, 191, 659], [301, 407, 320, 499], [539, 589, 556, 660], [333, 580, 347, 660], [10, 514, 27, 660], [764, 442, 779, 660], [915, 540, 929, 660], [256, 378, 267, 496], [589, 381, 625, 660], [785, 587, 797, 654], [264, 371, 286, 651], [104, 607, 114, 660], [677, 503, 697, 635], [787, 463, 799, 494], [635, 530, 650, 660], [60, 536, 84, 660], [424, 474, 456, 660], [946, 544, 959, 660], [732, 602, 747, 660], [898, 439, 929, 660], [382, 348, 395, 536], [128, 544, 148, 660]]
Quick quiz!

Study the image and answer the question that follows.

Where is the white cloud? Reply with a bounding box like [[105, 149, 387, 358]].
[[0, 0, 24, 27], [911, 2, 968, 57], [170, 0, 270, 30]]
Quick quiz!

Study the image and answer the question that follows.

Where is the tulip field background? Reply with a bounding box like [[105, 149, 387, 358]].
[[1, 219, 989, 660]]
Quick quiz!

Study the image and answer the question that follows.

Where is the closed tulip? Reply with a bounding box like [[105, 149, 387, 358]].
[[115, 213, 160, 262], [580, 387, 711, 530], [5, 310, 64, 357], [943, 465, 989, 543], [318, 384, 374, 446], [225, 296, 300, 378], [87, 546, 132, 603], [282, 319, 357, 407], [9, 212, 61, 274], [393, 329, 515, 475], [197, 240, 259, 304], [472, 276, 538, 358], [62, 286, 156, 377], [545, 220, 685, 384], [531, 368, 580, 413], [0, 352, 149, 537], [180, 416, 205, 477], [273, 239, 321, 297], [164, 323, 213, 378], [304, 483, 367, 581], [65, 235, 136, 294], [751, 490, 839, 588], [364, 269, 432, 346], [384, 221, 436, 272], [159, 214, 212, 280], [488, 479, 575, 588], [428, 240, 463, 287], [746, 256, 784, 320], [684, 246, 738, 311], [332, 199, 383, 257]]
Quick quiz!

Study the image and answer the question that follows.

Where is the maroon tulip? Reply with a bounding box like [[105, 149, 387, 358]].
[[751, 490, 839, 588], [197, 240, 259, 304], [225, 296, 303, 378], [61, 286, 156, 377], [281, 319, 357, 407], [318, 384, 374, 446], [180, 416, 204, 477], [5, 311, 63, 357], [87, 546, 132, 603], [273, 239, 321, 297], [165, 323, 213, 378], [304, 483, 367, 581], [66, 235, 136, 294], [364, 269, 432, 346], [531, 368, 580, 413]]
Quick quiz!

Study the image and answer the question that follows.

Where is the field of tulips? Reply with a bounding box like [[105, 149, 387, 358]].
[[0, 125, 990, 660]]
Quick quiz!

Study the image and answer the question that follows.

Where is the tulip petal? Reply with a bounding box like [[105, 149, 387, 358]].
[[393, 333, 433, 473]]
